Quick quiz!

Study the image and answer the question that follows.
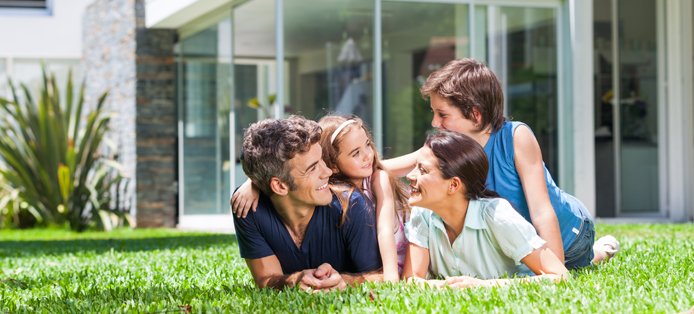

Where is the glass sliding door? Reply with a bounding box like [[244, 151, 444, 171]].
[[381, 1, 559, 179], [231, 0, 276, 188], [381, 2, 468, 157], [594, 0, 661, 217], [178, 16, 232, 218], [487, 7, 559, 177], [283, 0, 374, 125]]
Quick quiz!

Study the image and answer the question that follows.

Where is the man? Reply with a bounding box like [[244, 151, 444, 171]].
[[233, 116, 382, 291]]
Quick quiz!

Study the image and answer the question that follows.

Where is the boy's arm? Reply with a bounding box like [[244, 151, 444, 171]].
[[513, 125, 564, 262], [381, 147, 422, 177], [371, 169, 399, 282]]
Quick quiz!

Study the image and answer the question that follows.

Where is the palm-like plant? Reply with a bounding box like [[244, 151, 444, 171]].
[[0, 68, 131, 231]]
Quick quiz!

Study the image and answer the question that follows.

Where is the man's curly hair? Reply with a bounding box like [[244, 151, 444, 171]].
[[240, 116, 322, 196]]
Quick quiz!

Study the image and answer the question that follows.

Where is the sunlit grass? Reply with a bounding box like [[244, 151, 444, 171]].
[[1, 224, 693, 313]]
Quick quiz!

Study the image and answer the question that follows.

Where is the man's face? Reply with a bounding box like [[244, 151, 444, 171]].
[[285, 143, 334, 207]]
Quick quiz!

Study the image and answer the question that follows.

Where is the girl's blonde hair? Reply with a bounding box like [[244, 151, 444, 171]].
[[318, 114, 409, 226]]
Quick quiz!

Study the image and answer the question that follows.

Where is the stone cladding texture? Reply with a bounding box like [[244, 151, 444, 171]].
[[83, 0, 177, 227]]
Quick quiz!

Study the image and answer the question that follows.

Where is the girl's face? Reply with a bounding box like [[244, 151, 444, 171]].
[[406, 146, 451, 209], [334, 126, 375, 185], [430, 93, 478, 136]]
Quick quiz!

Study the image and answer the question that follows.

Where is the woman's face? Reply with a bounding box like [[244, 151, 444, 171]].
[[430, 93, 478, 136], [406, 146, 450, 209]]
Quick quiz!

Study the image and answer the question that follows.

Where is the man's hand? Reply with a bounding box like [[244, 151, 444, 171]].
[[296, 263, 346, 292]]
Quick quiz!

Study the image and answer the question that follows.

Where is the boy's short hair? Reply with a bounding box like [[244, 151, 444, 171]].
[[241, 116, 322, 196], [420, 58, 505, 132]]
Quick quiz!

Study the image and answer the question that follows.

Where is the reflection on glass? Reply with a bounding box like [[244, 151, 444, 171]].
[[381, 3, 558, 176], [179, 17, 232, 215], [494, 7, 559, 177], [593, 0, 616, 216], [232, 0, 276, 187], [284, 0, 373, 126], [593, 0, 659, 216], [382, 2, 468, 157], [617, 0, 659, 213]]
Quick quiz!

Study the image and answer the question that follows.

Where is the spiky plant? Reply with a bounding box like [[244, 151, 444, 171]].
[[0, 68, 131, 231]]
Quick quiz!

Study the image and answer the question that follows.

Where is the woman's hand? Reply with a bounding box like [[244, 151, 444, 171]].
[[444, 276, 490, 288], [231, 179, 259, 218]]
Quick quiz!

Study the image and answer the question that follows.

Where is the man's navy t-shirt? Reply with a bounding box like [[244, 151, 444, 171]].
[[232, 189, 382, 274]]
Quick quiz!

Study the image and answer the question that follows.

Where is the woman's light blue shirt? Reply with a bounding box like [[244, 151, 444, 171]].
[[406, 198, 546, 279]]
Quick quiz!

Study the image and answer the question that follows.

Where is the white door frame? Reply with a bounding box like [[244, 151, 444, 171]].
[[664, 0, 694, 221]]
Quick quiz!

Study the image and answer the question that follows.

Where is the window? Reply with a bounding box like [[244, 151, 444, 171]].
[[0, 0, 51, 15]]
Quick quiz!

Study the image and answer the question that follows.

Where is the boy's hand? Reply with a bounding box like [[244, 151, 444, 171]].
[[231, 179, 259, 218]]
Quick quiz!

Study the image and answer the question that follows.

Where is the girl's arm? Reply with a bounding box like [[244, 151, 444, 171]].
[[513, 125, 565, 262], [381, 147, 423, 177], [371, 169, 400, 282], [444, 245, 569, 289], [230, 178, 260, 218]]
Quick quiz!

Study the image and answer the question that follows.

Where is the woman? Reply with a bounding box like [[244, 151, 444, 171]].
[[403, 131, 568, 288], [387, 58, 618, 269]]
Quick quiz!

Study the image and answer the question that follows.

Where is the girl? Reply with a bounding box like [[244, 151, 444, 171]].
[[384, 58, 618, 269], [404, 130, 569, 287], [232, 115, 408, 282]]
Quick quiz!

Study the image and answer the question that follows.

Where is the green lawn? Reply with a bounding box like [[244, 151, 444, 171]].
[[1, 224, 692, 313]]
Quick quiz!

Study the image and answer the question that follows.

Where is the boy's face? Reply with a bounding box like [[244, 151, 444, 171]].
[[285, 143, 334, 207], [430, 93, 478, 136]]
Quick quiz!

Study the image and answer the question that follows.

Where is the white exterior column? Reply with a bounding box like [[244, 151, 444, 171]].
[[566, 0, 596, 217], [665, 0, 694, 221]]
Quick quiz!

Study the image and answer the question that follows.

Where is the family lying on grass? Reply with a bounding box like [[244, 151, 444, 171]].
[[230, 59, 620, 291]]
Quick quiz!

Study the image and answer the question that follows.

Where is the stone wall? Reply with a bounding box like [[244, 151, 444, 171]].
[[83, 0, 177, 227], [135, 29, 177, 227]]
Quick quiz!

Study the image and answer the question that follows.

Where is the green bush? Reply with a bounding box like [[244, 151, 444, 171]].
[[0, 171, 23, 228], [0, 68, 131, 231]]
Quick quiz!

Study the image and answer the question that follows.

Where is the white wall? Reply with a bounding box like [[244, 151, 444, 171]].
[[0, 0, 93, 58], [146, 0, 231, 29], [565, 0, 596, 217]]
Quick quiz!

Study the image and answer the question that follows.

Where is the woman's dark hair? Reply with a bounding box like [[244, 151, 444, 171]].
[[424, 130, 498, 199]]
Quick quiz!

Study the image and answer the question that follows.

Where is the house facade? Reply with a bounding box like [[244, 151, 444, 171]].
[[0, 0, 92, 98], [84, 0, 694, 230]]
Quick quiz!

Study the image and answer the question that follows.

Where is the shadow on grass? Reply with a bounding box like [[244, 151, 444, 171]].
[[3, 281, 265, 312], [0, 234, 238, 258]]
